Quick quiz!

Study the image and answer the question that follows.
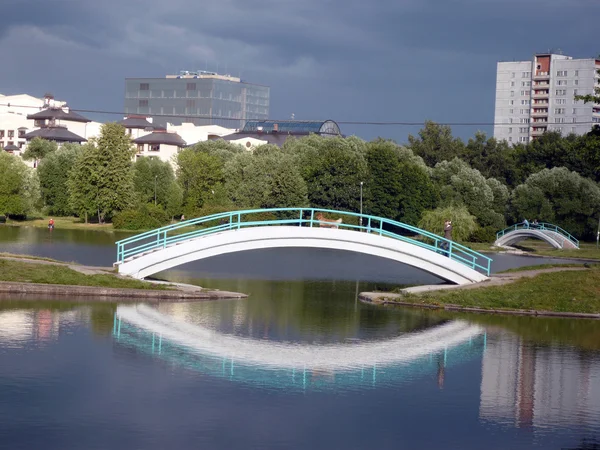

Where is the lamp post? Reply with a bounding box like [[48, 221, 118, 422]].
[[359, 181, 363, 229], [154, 175, 157, 206]]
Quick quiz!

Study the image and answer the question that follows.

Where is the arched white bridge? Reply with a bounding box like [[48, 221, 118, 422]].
[[115, 208, 492, 285], [495, 222, 579, 250], [115, 304, 484, 370]]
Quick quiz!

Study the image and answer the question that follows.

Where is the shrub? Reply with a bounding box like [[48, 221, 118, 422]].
[[468, 226, 498, 243], [112, 204, 169, 230]]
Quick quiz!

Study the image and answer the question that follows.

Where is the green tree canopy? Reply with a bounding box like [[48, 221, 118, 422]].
[[432, 158, 506, 229], [407, 121, 465, 167], [418, 205, 478, 242], [132, 157, 177, 207], [365, 139, 438, 225], [188, 139, 243, 164], [21, 137, 58, 164], [510, 167, 600, 239], [37, 143, 82, 216], [0, 152, 40, 217], [461, 132, 518, 186], [176, 147, 225, 216]]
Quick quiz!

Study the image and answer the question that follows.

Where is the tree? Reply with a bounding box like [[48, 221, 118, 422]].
[[285, 135, 369, 212], [132, 157, 177, 207], [21, 138, 59, 167], [225, 146, 308, 214], [176, 147, 225, 216], [432, 158, 506, 229], [188, 139, 243, 164], [365, 139, 438, 225], [461, 132, 518, 186], [0, 152, 40, 217], [418, 205, 478, 242], [407, 121, 465, 167], [165, 182, 184, 221], [510, 167, 600, 239], [37, 143, 82, 215], [67, 123, 136, 223]]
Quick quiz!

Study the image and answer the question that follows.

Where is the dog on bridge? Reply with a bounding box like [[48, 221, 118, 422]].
[[315, 212, 343, 229]]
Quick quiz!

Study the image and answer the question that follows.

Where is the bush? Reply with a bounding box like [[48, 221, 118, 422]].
[[468, 226, 498, 243], [112, 204, 169, 230], [418, 205, 478, 242]]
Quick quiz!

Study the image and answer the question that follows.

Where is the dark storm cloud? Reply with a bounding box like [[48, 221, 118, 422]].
[[1, 0, 599, 141]]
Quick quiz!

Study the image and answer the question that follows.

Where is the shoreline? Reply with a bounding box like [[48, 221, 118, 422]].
[[358, 292, 600, 319], [0, 281, 247, 302]]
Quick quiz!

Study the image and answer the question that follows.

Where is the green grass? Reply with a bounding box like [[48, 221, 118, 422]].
[[6, 216, 117, 232], [498, 263, 596, 273], [0, 252, 63, 263], [0, 259, 169, 290], [395, 266, 600, 314]]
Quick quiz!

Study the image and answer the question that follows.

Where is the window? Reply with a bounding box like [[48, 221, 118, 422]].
[[554, 108, 565, 114], [520, 118, 530, 124], [508, 137, 513, 142], [574, 79, 579, 86], [510, 81, 515, 87], [139, 83, 149, 90], [522, 81, 531, 87], [574, 89, 578, 96], [511, 72, 516, 78], [556, 89, 567, 96], [522, 71, 531, 78], [557, 70, 568, 77], [139, 99, 148, 107], [573, 108, 577, 114], [510, 91, 515, 97], [508, 127, 513, 133], [186, 99, 196, 108], [18, 129, 25, 138], [520, 109, 528, 114], [509, 118, 514, 124], [520, 90, 530, 96], [186, 83, 196, 91], [509, 109, 514, 114], [556, 99, 566, 105], [0, 130, 4, 138], [7, 130, 14, 138], [136, 144, 144, 153], [555, 118, 566, 123], [572, 127, 577, 133], [521, 100, 530, 105], [519, 127, 528, 133], [509, 100, 515, 105], [519, 136, 528, 142], [150, 144, 160, 152], [556, 80, 567, 86]]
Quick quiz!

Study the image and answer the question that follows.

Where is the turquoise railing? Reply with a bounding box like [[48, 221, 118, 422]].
[[496, 222, 579, 248], [115, 208, 493, 276]]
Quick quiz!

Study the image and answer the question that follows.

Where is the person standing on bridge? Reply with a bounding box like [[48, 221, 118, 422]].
[[523, 218, 529, 229], [440, 220, 453, 257]]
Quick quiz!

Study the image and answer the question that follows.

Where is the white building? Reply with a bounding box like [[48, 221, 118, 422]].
[[494, 53, 600, 144], [132, 130, 187, 169], [166, 122, 235, 146]]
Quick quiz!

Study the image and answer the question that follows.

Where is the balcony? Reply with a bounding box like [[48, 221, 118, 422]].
[[533, 100, 549, 106], [534, 71, 550, 79], [531, 110, 549, 117], [532, 91, 550, 98], [533, 82, 550, 88], [531, 127, 547, 136]]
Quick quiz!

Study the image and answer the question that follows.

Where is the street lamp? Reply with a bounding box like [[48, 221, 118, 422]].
[[154, 175, 157, 206], [359, 181, 363, 229]]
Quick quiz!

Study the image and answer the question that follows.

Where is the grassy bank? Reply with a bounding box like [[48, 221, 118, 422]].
[[0, 259, 168, 290], [5, 216, 115, 232], [395, 266, 600, 314], [466, 239, 600, 261]]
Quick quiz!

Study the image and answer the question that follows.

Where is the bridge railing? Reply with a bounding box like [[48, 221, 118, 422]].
[[115, 208, 492, 276], [496, 222, 579, 248]]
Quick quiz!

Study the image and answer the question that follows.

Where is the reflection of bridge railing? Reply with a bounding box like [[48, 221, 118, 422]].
[[496, 222, 579, 248], [116, 208, 492, 276], [112, 306, 486, 391]]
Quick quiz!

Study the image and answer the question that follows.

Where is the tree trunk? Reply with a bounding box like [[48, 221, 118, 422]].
[[85, 211, 88, 224]]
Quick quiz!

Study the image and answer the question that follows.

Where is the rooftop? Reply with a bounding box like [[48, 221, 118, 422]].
[[165, 70, 241, 82], [132, 130, 186, 147], [23, 125, 87, 143], [241, 120, 341, 136], [27, 107, 90, 123], [118, 115, 155, 129]]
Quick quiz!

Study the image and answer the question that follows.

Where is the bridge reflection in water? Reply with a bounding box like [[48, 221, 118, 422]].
[[113, 305, 486, 391]]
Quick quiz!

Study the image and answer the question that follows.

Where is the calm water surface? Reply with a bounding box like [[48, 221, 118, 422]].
[[1, 226, 599, 449]]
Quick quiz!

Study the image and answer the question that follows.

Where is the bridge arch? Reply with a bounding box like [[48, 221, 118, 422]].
[[495, 223, 579, 250], [115, 208, 492, 285]]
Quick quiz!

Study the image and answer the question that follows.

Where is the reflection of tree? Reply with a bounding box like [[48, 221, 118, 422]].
[[90, 304, 118, 336], [158, 279, 448, 342]]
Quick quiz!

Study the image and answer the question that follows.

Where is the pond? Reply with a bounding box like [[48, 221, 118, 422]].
[[1, 226, 598, 449]]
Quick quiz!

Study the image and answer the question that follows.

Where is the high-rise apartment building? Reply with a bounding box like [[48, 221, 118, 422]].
[[494, 54, 600, 144], [124, 71, 270, 129]]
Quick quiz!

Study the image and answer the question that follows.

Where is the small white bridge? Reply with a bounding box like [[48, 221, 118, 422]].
[[494, 223, 579, 250], [115, 208, 492, 285]]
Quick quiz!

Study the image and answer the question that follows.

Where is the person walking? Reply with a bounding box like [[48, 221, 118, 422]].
[[523, 218, 529, 229], [441, 219, 453, 257], [48, 218, 55, 230]]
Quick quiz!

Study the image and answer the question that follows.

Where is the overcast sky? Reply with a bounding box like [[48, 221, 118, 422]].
[[2, 0, 599, 142]]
